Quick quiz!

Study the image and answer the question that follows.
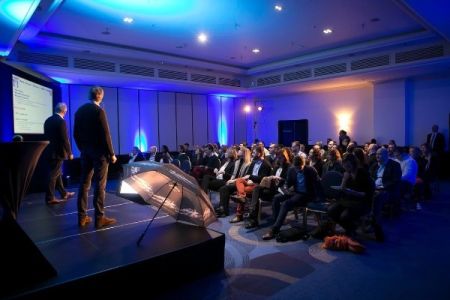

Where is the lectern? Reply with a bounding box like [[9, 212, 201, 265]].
[[0, 141, 57, 297]]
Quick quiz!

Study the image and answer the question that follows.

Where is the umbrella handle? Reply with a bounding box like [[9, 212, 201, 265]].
[[137, 181, 178, 246]]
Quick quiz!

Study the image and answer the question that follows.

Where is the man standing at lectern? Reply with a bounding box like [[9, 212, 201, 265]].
[[74, 86, 117, 228], [44, 102, 75, 205]]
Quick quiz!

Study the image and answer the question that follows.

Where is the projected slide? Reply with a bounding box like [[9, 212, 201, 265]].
[[12, 74, 53, 134]]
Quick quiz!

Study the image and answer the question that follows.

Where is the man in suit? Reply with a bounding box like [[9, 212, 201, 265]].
[[427, 124, 446, 155], [44, 102, 75, 205], [74, 86, 117, 228]]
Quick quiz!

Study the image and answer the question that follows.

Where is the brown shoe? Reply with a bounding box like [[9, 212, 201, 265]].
[[47, 198, 62, 205], [78, 216, 92, 227], [95, 216, 117, 229], [63, 192, 75, 200], [229, 215, 243, 223]]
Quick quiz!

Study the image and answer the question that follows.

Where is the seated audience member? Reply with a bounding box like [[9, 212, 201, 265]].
[[309, 146, 324, 177], [353, 148, 368, 170], [128, 146, 145, 163], [177, 144, 190, 162], [183, 142, 194, 161], [409, 146, 426, 207], [229, 146, 272, 223], [191, 144, 221, 183], [291, 141, 307, 160], [262, 155, 320, 240], [394, 147, 418, 205], [328, 154, 375, 237], [367, 143, 379, 169], [420, 143, 438, 199], [215, 147, 252, 217], [191, 145, 204, 166], [147, 146, 161, 162], [12, 134, 24, 142], [322, 148, 344, 176], [201, 148, 237, 192], [387, 140, 397, 159], [245, 147, 292, 229], [266, 143, 278, 167], [159, 145, 173, 163], [369, 147, 401, 239]]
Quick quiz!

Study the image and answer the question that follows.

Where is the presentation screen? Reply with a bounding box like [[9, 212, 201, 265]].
[[12, 74, 53, 134]]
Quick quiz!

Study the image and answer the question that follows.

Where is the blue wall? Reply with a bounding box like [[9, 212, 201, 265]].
[[63, 84, 239, 156]]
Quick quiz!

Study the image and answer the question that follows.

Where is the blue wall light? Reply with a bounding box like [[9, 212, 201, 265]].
[[139, 129, 148, 152]]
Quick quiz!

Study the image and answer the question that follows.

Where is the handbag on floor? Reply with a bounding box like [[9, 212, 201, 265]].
[[276, 227, 310, 243]]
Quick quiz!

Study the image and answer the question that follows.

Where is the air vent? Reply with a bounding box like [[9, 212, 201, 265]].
[[314, 63, 347, 77], [74, 58, 115, 72], [257, 75, 281, 86], [119, 64, 154, 77], [395, 45, 444, 64], [17, 51, 68, 67], [219, 77, 241, 87], [351, 55, 390, 71], [158, 69, 188, 81], [191, 73, 216, 84], [283, 69, 312, 82]]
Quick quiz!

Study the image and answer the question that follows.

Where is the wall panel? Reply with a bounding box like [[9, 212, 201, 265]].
[[139, 90, 159, 151], [158, 91, 177, 151], [192, 94, 208, 146], [118, 88, 139, 154], [176, 93, 193, 148]]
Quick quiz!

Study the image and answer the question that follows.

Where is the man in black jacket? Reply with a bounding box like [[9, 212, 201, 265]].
[[74, 86, 117, 228], [44, 102, 74, 204], [262, 155, 320, 240]]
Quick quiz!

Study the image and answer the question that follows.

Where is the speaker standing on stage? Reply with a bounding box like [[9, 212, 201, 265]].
[[74, 86, 117, 228], [44, 102, 75, 205]]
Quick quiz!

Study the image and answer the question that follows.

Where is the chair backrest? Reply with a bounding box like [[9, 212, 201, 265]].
[[180, 159, 192, 173], [321, 171, 343, 199], [172, 159, 181, 168]]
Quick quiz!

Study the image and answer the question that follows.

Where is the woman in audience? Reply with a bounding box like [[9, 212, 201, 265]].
[[354, 148, 369, 170], [309, 146, 324, 177], [322, 148, 344, 176], [215, 146, 252, 217], [160, 145, 173, 163], [327, 154, 374, 237]]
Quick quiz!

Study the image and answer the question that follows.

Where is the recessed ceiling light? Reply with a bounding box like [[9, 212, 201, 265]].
[[252, 48, 260, 54], [323, 28, 333, 34], [274, 5, 283, 11], [123, 17, 133, 24], [243, 105, 251, 113], [197, 33, 208, 43]]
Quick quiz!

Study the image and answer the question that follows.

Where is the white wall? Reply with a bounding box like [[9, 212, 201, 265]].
[[255, 84, 374, 145], [373, 79, 406, 145], [409, 75, 450, 149]]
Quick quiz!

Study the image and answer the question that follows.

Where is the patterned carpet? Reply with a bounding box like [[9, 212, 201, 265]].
[[157, 181, 450, 300]]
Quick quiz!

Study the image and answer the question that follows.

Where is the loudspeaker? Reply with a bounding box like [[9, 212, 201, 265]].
[[278, 119, 309, 146], [0, 217, 57, 297]]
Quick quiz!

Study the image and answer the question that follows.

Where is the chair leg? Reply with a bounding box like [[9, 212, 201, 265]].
[[257, 199, 262, 224]]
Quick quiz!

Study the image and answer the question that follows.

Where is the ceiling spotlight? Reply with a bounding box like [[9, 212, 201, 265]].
[[274, 5, 283, 11], [252, 48, 260, 54], [257, 106, 263, 111], [323, 28, 333, 34], [197, 32, 208, 43], [123, 17, 134, 24], [243, 105, 251, 113]]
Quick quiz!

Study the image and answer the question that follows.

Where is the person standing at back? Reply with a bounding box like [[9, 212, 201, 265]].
[[44, 102, 75, 205], [74, 86, 117, 228]]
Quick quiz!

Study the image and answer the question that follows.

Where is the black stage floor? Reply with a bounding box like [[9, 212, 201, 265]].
[[3, 189, 224, 299]]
